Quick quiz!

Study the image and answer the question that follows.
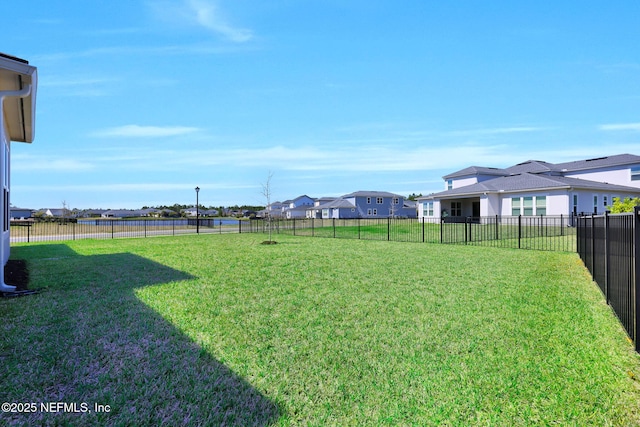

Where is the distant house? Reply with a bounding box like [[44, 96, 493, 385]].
[[306, 197, 336, 219], [10, 207, 33, 220], [417, 153, 640, 220], [101, 210, 141, 218], [265, 201, 287, 218], [78, 209, 107, 218], [313, 191, 417, 219], [283, 195, 315, 219], [182, 207, 198, 217], [0, 53, 37, 292], [40, 208, 72, 218]]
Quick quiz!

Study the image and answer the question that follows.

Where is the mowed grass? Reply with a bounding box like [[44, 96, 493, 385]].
[[1, 234, 639, 426]]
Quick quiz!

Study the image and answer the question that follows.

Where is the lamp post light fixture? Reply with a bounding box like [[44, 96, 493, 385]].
[[195, 186, 200, 234]]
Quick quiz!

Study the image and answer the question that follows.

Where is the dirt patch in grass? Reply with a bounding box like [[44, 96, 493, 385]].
[[4, 259, 29, 290]]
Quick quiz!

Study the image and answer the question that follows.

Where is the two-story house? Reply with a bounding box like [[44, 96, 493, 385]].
[[417, 153, 640, 221], [283, 195, 315, 219], [0, 53, 37, 292], [314, 191, 417, 219]]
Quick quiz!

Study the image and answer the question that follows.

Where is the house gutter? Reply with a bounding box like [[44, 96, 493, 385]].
[[0, 82, 32, 292]]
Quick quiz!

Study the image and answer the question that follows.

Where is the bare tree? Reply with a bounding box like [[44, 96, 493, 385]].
[[261, 171, 276, 243]]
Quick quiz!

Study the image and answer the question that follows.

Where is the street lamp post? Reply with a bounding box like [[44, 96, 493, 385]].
[[195, 186, 200, 234]]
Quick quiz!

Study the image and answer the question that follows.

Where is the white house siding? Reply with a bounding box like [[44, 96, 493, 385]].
[[482, 193, 500, 217], [1, 125, 9, 264], [565, 165, 640, 189], [452, 177, 477, 189], [495, 191, 564, 217]]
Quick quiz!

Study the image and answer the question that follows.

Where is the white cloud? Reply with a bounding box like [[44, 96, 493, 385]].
[[12, 155, 95, 172], [187, 0, 253, 42], [92, 125, 201, 138], [148, 0, 253, 43], [446, 126, 546, 137], [598, 123, 640, 131]]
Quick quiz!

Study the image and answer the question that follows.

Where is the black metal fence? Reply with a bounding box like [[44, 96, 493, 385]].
[[240, 215, 577, 252], [577, 207, 640, 352], [10, 218, 243, 243], [12, 216, 577, 252]]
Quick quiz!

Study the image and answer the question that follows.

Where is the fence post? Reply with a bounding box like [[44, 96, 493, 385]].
[[333, 218, 336, 238], [464, 217, 468, 245], [440, 218, 444, 244], [144, 219, 147, 238], [358, 217, 361, 240], [312, 217, 314, 237], [591, 214, 596, 280], [634, 206, 640, 351], [422, 217, 425, 243], [27, 224, 30, 243], [604, 211, 609, 304], [293, 218, 296, 236], [388, 217, 391, 241], [111, 220, 114, 239], [518, 215, 522, 249]]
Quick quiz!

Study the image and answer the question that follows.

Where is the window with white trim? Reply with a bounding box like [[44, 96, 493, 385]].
[[536, 196, 546, 216], [376, 197, 383, 204], [512, 196, 546, 216], [423, 202, 434, 217], [451, 201, 462, 216], [631, 166, 640, 181], [372, 209, 377, 215], [446, 180, 453, 190], [523, 197, 533, 216], [367, 197, 371, 204], [367, 209, 372, 215], [511, 197, 521, 216]]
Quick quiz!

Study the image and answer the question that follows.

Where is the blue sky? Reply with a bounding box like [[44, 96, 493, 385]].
[[4, 1, 640, 209]]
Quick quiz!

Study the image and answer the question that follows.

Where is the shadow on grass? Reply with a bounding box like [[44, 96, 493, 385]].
[[1, 244, 281, 426]]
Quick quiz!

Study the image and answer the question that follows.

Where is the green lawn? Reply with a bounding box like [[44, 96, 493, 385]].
[[1, 234, 639, 426]]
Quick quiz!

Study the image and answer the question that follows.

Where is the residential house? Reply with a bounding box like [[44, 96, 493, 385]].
[[283, 195, 315, 219], [306, 197, 337, 219], [78, 209, 107, 218], [264, 201, 287, 218], [10, 207, 33, 220], [418, 153, 640, 221], [314, 191, 417, 219], [101, 209, 141, 218], [0, 53, 37, 292]]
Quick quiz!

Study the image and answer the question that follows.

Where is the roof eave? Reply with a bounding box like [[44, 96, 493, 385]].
[[0, 55, 37, 143]]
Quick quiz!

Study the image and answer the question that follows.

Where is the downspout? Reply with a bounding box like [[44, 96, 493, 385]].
[[0, 82, 32, 292]]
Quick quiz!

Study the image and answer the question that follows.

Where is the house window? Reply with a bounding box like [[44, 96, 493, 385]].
[[572, 194, 578, 215], [523, 197, 533, 216], [376, 197, 383, 204], [372, 209, 378, 215], [423, 202, 434, 217], [367, 209, 372, 215], [512, 197, 521, 216], [446, 179, 453, 190], [603, 196, 608, 207], [631, 166, 640, 181], [536, 196, 546, 216], [393, 197, 399, 205], [451, 201, 462, 217], [367, 197, 371, 204], [593, 195, 598, 214]]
